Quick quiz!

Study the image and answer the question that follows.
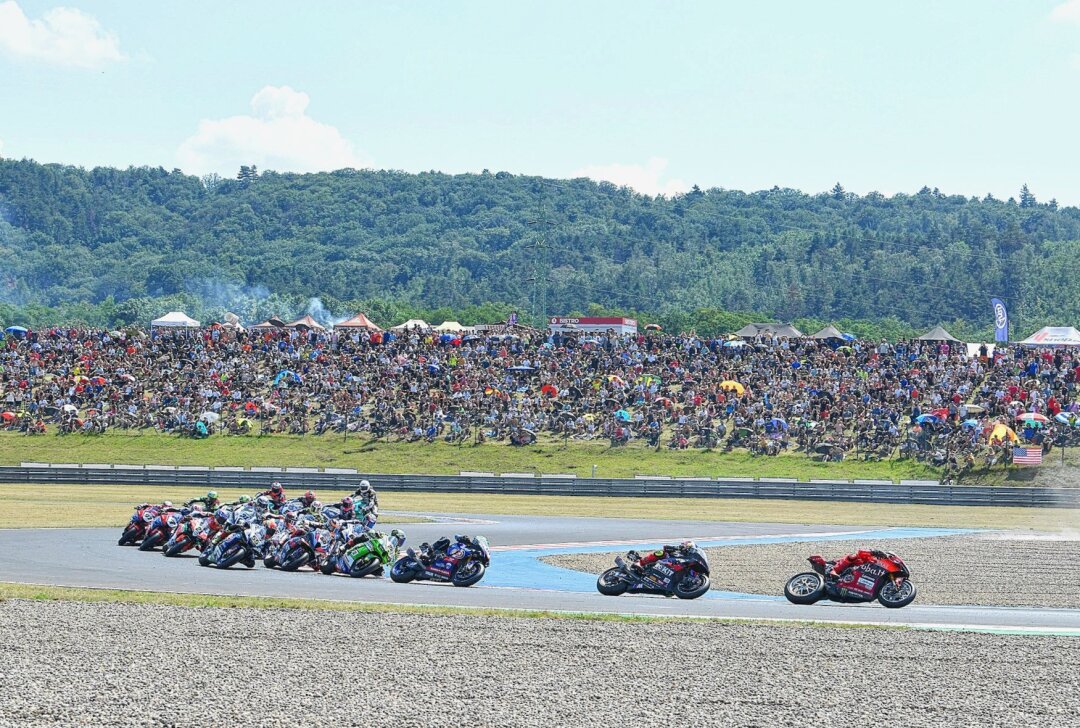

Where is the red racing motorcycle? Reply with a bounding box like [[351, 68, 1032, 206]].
[[784, 550, 917, 608]]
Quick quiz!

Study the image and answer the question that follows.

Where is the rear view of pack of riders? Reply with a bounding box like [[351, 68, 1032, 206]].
[[119, 480, 916, 608], [117, 480, 491, 588]]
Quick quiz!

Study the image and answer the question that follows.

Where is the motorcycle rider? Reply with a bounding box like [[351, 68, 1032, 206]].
[[417, 534, 471, 566], [184, 490, 220, 510], [351, 482, 379, 528], [258, 481, 287, 509], [629, 540, 697, 574], [828, 549, 889, 580], [330, 496, 356, 520]]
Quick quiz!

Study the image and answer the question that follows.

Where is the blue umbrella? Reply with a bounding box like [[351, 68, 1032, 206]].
[[272, 370, 303, 386], [915, 414, 940, 424], [961, 419, 980, 429], [4, 326, 28, 337], [766, 417, 788, 431], [614, 409, 632, 422]]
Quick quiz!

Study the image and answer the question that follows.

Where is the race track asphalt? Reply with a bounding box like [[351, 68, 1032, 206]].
[[3, 514, 1079, 634]]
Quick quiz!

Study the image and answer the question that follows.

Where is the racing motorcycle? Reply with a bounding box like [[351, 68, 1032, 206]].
[[138, 509, 185, 552], [321, 529, 405, 578], [266, 522, 331, 572], [390, 535, 490, 587], [784, 551, 917, 608], [162, 512, 211, 557], [198, 522, 262, 569], [118, 504, 160, 546], [595, 546, 712, 599]]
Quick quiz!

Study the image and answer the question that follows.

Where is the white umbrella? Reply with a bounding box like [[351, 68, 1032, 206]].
[[62, 404, 78, 413], [200, 411, 221, 423]]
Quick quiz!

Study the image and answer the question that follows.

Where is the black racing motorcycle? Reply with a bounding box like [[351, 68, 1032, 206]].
[[596, 546, 711, 599]]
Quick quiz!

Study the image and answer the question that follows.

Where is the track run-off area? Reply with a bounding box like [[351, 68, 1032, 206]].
[[3, 514, 1078, 635]]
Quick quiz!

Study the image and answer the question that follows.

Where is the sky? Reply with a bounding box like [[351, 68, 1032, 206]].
[[2, 1, 1080, 202]]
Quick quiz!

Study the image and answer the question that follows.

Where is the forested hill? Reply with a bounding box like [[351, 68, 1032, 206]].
[[3, 157, 1080, 337]]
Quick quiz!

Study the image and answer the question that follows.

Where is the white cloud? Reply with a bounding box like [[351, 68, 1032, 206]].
[[571, 157, 689, 197], [0, 1, 124, 69], [1051, 0, 1080, 24], [176, 85, 367, 176]]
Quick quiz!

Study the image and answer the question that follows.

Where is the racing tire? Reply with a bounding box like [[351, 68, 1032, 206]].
[[596, 568, 629, 596], [784, 572, 825, 605], [349, 558, 382, 578], [216, 545, 247, 570], [163, 541, 185, 558], [320, 561, 336, 575], [674, 570, 711, 600], [198, 552, 211, 567], [878, 580, 917, 609], [242, 555, 256, 569], [278, 546, 310, 572], [118, 526, 139, 546], [263, 555, 277, 569], [389, 558, 417, 584], [451, 560, 486, 587], [138, 532, 163, 552]]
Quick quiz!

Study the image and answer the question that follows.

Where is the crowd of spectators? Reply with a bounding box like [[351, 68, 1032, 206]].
[[2, 322, 1079, 478]]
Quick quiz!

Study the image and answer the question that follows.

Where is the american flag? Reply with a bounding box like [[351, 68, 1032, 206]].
[[1012, 447, 1043, 465]]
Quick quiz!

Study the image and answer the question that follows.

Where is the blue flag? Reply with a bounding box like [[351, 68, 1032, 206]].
[[991, 298, 1008, 343]]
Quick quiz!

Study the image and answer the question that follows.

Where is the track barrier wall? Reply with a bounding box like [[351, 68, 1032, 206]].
[[1, 465, 1077, 508]]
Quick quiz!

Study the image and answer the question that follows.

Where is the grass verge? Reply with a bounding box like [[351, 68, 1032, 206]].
[[0, 430, 941, 482], [3, 484, 1077, 530], [0, 582, 902, 630]]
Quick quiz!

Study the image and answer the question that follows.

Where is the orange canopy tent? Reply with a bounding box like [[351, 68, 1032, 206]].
[[335, 312, 382, 331]]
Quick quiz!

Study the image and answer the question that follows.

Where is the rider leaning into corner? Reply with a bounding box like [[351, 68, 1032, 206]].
[[417, 534, 477, 565], [828, 549, 889, 579], [184, 490, 219, 511], [258, 481, 287, 509], [629, 540, 697, 573]]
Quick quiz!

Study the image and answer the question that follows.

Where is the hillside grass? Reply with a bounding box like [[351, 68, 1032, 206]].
[[3, 484, 1073, 530], [0, 431, 942, 482]]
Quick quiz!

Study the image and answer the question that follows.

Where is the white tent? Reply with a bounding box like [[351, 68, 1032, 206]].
[[1018, 326, 1080, 347], [151, 311, 200, 328], [392, 319, 431, 331], [434, 320, 467, 333]]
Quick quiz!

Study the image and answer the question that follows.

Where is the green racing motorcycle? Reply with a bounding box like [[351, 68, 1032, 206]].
[[320, 529, 406, 578]]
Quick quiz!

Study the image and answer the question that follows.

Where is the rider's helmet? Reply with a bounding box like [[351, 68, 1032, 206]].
[[213, 508, 231, 526], [237, 495, 251, 504], [270, 481, 283, 494], [311, 500, 322, 510], [162, 501, 173, 508], [389, 529, 406, 548], [340, 496, 355, 514], [356, 480, 372, 496], [206, 490, 217, 501], [679, 540, 696, 551], [301, 490, 315, 505]]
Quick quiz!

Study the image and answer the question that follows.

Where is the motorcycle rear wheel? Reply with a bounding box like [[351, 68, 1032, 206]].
[[596, 567, 629, 596], [138, 533, 162, 552], [118, 526, 139, 546], [162, 541, 183, 558], [674, 571, 711, 600], [878, 580, 917, 608], [198, 552, 211, 567], [784, 572, 825, 605], [390, 558, 416, 583]]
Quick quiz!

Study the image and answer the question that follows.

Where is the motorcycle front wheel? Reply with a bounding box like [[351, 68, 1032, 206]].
[[878, 579, 917, 608], [163, 537, 188, 558], [674, 570, 711, 600], [596, 567, 629, 596], [451, 560, 486, 587], [118, 526, 139, 546], [349, 557, 382, 578], [278, 546, 310, 572], [217, 545, 247, 569], [138, 532, 162, 552], [784, 572, 825, 605], [389, 558, 416, 584]]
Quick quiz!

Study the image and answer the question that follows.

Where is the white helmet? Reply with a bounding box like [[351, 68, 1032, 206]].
[[356, 480, 372, 495]]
